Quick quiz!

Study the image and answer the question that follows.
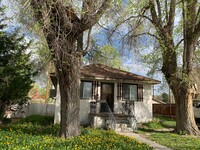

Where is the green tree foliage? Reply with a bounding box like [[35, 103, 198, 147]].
[[161, 92, 169, 103], [86, 44, 123, 69], [124, 0, 200, 135], [0, 8, 34, 118]]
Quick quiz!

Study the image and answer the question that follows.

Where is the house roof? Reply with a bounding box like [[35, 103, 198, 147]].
[[50, 64, 160, 87], [81, 64, 160, 84], [152, 98, 166, 104]]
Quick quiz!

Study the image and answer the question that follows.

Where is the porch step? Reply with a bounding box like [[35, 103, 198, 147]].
[[116, 119, 129, 124], [106, 117, 134, 131], [115, 123, 134, 132]]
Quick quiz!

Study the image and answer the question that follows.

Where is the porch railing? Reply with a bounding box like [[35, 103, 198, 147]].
[[121, 102, 137, 132], [104, 101, 117, 131], [128, 107, 137, 132]]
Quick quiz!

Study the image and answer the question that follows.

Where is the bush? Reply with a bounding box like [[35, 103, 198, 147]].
[[19, 115, 54, 126], [1, 117, 12, 124]]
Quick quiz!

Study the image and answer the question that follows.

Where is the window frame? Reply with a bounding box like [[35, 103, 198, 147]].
[[80, 80, 93, 99], [122, 83, 138, 102], [122, 83, 144, 102]]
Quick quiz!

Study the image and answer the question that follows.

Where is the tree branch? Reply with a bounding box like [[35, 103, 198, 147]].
[[194, 20, 200, 40], [149, 0, 161, 29], [156, 0, 162, 23], [30, 0, 75, 33], [97, 22, 110, 30], [83, 27, 92, 56], [175, 39, 184, 50], [195, 5, 200, 23], [167, 0, 176, 33], [80, 0, 112, 32], [134, 32, 160, 41], [165, 0, 169, 22]]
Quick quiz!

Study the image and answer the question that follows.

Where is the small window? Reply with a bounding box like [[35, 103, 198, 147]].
[[80, 81, 92, 99], [122, 84, 137, 101]]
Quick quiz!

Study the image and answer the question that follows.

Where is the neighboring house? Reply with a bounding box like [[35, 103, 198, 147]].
[[193, 68, 200, 99], [50, 64, 160, 128], [152, 98, 166, 104]]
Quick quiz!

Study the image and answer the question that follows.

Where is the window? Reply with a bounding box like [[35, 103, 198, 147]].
[[122, 84, 143, 102], [80, 81, 92, 99], [122, 84, 137, 101]]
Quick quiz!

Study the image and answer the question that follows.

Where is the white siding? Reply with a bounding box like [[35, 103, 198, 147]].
[[54, 81, 153, 124], [54, 84, 61, 124], [113, 84, 153, 123], [134, 84, 152, 122], [80, 99, 94, 125]]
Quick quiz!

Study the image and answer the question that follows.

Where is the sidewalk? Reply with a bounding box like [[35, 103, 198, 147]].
[[117, 131, 172, 150]]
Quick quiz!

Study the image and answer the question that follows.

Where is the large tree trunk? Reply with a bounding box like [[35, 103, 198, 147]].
[[50, 36, 81, 138], [171, 83, 199, 135], [58, 59, 81, 138], [162, 45, 200, 135], [29, 0, 111, 138], [149, 0, 200, 135], [160, 31, 199, 135]]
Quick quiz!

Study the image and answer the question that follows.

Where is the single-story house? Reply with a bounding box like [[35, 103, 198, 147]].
[[50, 64, 160, 128], [152, 98, 166, 104]]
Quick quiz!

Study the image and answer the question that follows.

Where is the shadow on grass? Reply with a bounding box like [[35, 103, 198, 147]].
[[138, 127, 174, 134], [0, 115, 61, 136], [160, 121, 175, 129]]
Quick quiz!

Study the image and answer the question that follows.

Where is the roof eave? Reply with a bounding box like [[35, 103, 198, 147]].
[[81, 76, 160, 84]]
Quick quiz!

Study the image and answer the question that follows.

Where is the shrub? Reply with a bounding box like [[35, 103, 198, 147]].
[[19, 115, 54, 126], [1, 117, 12, 124]]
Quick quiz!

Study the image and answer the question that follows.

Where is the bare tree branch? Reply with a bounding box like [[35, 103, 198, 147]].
[[165, 0, 169, 22], [133, 32, 160, 41], [167, 0, 176, 33], [81, 0, 112, 32], [156, 0, 162, 23], [149, 0, 161, 29], [83, 27, 92, 56], [175, 39, 184, 50], [195, 5, 200, 22], [182, 0, 186, 71], [97, 22, 109, 30]]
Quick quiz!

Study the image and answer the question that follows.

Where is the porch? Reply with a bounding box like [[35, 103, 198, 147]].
[[88, 101, 136, 131]]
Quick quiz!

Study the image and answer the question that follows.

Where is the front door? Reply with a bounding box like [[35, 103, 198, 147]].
[[101, 83, 114, 112]]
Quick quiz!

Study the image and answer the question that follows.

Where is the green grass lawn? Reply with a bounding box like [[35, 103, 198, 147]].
[[0, 115, 153, 150], [138, 117, 200, 150]]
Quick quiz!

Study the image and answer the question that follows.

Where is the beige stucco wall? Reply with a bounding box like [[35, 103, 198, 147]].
[[80, 99, 94, 125], [54, 84, 61, 124], [54, 81, 153, 124], [113, 83, 152, 123], [152, 100, 159, 104], [135, 84, 152, 122]]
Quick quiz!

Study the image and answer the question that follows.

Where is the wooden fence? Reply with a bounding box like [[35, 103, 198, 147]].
[[153, 104, 176, 118]]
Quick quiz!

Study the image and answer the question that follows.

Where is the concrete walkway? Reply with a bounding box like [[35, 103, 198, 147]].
[[117, 131, 172, 150]]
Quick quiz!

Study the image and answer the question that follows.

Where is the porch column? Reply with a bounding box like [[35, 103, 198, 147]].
[[54, 83, 60, 124]]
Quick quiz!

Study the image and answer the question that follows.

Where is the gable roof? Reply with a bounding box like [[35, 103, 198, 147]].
[[81, 64, 160, 84]]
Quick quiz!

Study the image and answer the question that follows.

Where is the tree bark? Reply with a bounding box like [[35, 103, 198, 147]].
[[51, 36, 81, 138], [148, 0, 200, 135], [57, 56, 81, 138], [28, 0, 112, 138], [162, 37, 200, 136], [172, 84, 199, 135]]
